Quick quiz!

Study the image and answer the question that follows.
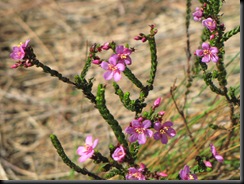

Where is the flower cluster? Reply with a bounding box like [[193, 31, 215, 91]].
[[126, 164, 146, 180], [195, 42, 219, 63], [91, 43, 134, 82], [9, 39, 33, 68], [179, 165, 198, 180], [210, 143, 224, 162], [111, 145, 126, 163], [125, 98, 176, 145], [193, 6, 220, 63], [77, 135, 98, 162]]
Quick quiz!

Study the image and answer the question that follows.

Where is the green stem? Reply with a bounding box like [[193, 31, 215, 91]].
[[123, 67, 144, 89], [222, 26, 240, 42], [50, 134, 104, 180]]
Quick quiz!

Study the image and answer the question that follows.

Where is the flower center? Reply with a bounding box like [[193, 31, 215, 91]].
[[131, 171, 142, 179], [207, 21, 213, 26], [203, 49, 210, 55], [84, 144, 92, 153], [108, 64, 117, 71], [135, 127, 144, 134], [189, 174, 195, 180], [160, 127, 168, 134], [119, 54, 127, 59]]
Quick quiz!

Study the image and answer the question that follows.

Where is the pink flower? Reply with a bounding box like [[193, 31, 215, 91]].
[[100, 56, 125, 82], [202, 18, 217, 32], [158, 111, 165, 117], [126, 165, 146, 180], [157, 171, 168, 177], [77, 135, 98, 163], [111, 45, 133, 65], [153, 97, 162, 109], [179, 165, 198, 180], [204, 160, 212, 168], [92, 59, 102, 65], [192, 7, 203, 21], [210, 143, 224, 162], [153, 121, 176, 144], [101, 42, 110, 50], [10, 40, 30, 60], [195, 42, 219, 63], [125, 119, 153, 145], [112, 145, 126, 162]]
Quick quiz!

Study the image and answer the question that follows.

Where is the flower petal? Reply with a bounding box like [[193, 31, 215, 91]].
[[78, 155, 89, 162], [202, 42, 210, 49], [109, 55, 118, 65], [131, 120, 140, 127], [116, 63, 125, 71], [129, 134, 138, 143], [146, 129, 154, 137], [100, 61, 109, 70], [104, 71, 113, 80], [166, 127, 176, 137], [77, 146, 86, 155], [215, 154, 224, 162], [163, 121, 173, 127], [210, 47, 218, 54], [116, 45, 124, 53], [202, 55, 211, 63], [85, 135, 93, 145], [211, 54, 219, 63], [138, 133, 147, 144], [161, 134, 168, 144], [195, 49, 203, 57], [153, 132, 161, 140], [142, 120, 151, 128], [154, 122, 161, 131], [124, 57, 132, 65], [113, 71, 122, 82], [92, 139, 99, 148]]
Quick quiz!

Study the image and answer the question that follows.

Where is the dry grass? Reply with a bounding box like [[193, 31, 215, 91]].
[[0, 0, 240, 180]]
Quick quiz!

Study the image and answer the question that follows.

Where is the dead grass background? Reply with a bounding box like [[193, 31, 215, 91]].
[[0, 0, 240, 180]]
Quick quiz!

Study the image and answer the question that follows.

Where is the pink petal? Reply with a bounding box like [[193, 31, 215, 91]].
[[77, 146, 86, 155], [116, 45, 124, 53], [195, 49, 203, 57], [100, 61, 109, 70], [113, 71, 122, 82], [109, 56, 118, 65], [116, 63, 125, 71], [215, 155, 224, 162], [202, 42, 210, 49], [78, 155, 89, 162], [125, 126, 133, 134], [154, 122, 161, 130], [142, 120, 151, 128], [146, 129, 153, 137], [85, 136, 93, 145], [129, 134, 138, 143], [211, 55, 219, 63], [202, 55, 211, 63], [131, 120, 140, 127], [153, 132, 161, 140], [92, 139, 99, 148], [166, 127, 176, 137], [124, 57, 132, 65], [210, 47, 218, 54], [161, 134, 168, 144], [104, 71, 113, 80], [138, 133, 146, 144], [163, 121, 173, 127]]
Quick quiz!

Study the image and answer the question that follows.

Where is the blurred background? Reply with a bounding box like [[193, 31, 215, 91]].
[[0, 0, 240, 180]]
